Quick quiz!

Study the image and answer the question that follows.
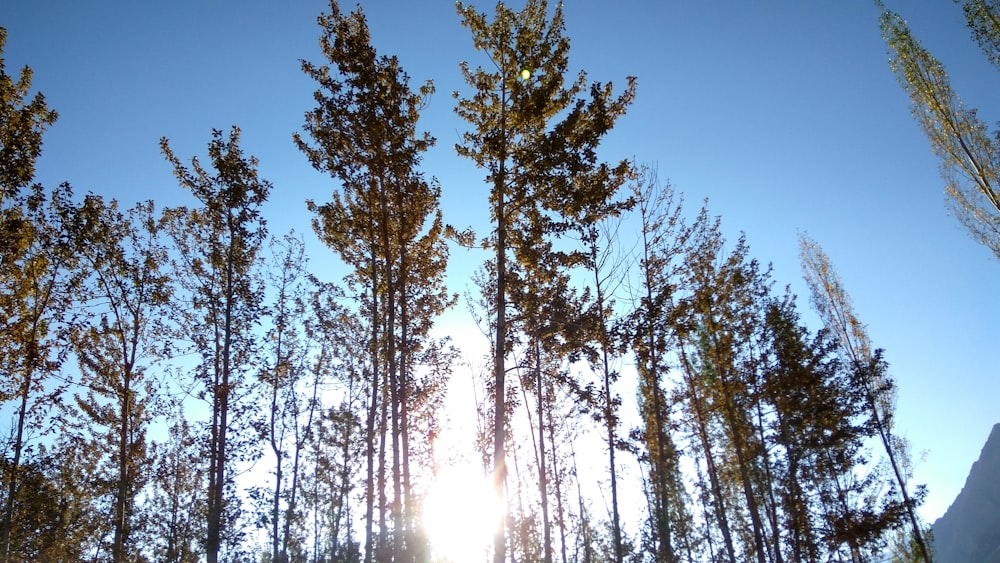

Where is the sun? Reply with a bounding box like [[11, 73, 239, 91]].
[[422, 462, 502, 562]]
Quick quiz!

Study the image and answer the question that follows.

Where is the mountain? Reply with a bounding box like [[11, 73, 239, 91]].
[[931, 423, 1000, 562]]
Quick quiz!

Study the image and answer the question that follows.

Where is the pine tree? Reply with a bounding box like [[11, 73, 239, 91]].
[[162, 127, 270, 563]]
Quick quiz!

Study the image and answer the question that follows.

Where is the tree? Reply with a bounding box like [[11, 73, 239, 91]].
[[0, 439, 105, 560], [573, 194, 635, 563], [675, 231, 773, 563], [295, 3, 453, 559], [799, 234, 931, 561], [761, 295, 893, 561], [880, 1, 1000, 261], [454, 2, 636, 559], [162, 127, 270, 563], [628, 173, 696, 563], [256, 233, 315, 563], [68, 196, 171, 562], [0, 184, 82, 562], [0, 27, 61, 561], [143, 415, 206, 563], [0, 27, 57, 203]]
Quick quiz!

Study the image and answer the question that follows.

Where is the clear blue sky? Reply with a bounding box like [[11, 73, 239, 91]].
[[5, 0, 998, 524]]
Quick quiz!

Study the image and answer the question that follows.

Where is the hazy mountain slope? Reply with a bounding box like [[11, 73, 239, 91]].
[[931, 423, 1000, 562]]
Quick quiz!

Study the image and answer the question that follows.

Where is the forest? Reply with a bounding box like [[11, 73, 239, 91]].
[[2, 0, 998, 562]]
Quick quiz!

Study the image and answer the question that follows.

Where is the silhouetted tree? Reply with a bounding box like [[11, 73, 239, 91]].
[[454, 2, 636, 558], [162, 127, 270, 563], [69, 196, 171, 562], [296, 3, 452, 560]]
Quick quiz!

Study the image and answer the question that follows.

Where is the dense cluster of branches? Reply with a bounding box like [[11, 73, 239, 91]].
[[3, 0, 991, 560]]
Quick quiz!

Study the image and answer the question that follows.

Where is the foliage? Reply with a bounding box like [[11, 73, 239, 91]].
[[881, 1, 1000, 261], [454, 1, 636, 559], [0, 6, 952, 563], [296, 2, 453, 561], [162, 126, 271, 563]]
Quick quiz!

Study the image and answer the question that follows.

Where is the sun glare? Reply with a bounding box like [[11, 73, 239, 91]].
[[422, 463, 501, 562]]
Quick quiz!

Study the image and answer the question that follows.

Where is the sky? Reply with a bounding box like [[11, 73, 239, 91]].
[[4, 0, 999, 525]]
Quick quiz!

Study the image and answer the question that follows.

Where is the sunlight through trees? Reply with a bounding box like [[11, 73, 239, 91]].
[[5, 1, 991, 560]]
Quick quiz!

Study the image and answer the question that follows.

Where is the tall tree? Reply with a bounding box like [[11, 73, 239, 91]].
[[256, 233, 314, 563], [799, 234, 931, 561], [760, 294, 898, 561], [69, 196, 171, 562], [574, 195, 635, 563], [628, 173, 697, 563], [880, 1, 1000, 261], [0, 184, 81, 562], [676, 231, 773, 563], [162, 127, 270, 563], [454, 2, 636, 559], [0, 27, 60, 561], [295, 2, 452, 560], [0, 437, 105, 560]]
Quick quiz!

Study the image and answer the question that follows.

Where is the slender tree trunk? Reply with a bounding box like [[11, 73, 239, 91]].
[[702, 319, 767, 563], [548, 388, 568, 563], [363, 276, 379, 563], [493, 86, 509, 563], [755, 399, 783, 563], [774, 408, 810, 561], [864, 375, 932, 562], [535, 340, 553, 563], [719, 381, 767, 563], [0, 365, 32, 563], [571, 447, 592, 563], [694, 460, 719, 563], [332, 383, 355, 562], [378, 174, 402, 562], [269, 331, 284, 563], [377, 346, 389, 562], [399, 261, 414, 563], [589, 244, 622, 563], [206, 377, 222, 563], [112, 377, 132, 563], [282, 352, 320, 562], [644, 313, 676, 562], [682, 348, 737, 563], [637, 210, 678, 563], [208, 262, 236, 563]]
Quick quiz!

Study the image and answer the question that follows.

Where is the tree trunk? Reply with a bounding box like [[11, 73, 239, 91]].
[[682, 348, 737, 563], [0, 366, 32, 563], [548, 388, 568, 563], [535, 340, 553, 563], [364, 276, 379, 563], [589, 243, 622, 563], [112, 376, 132, 563], [492, 86, 509, 563]]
